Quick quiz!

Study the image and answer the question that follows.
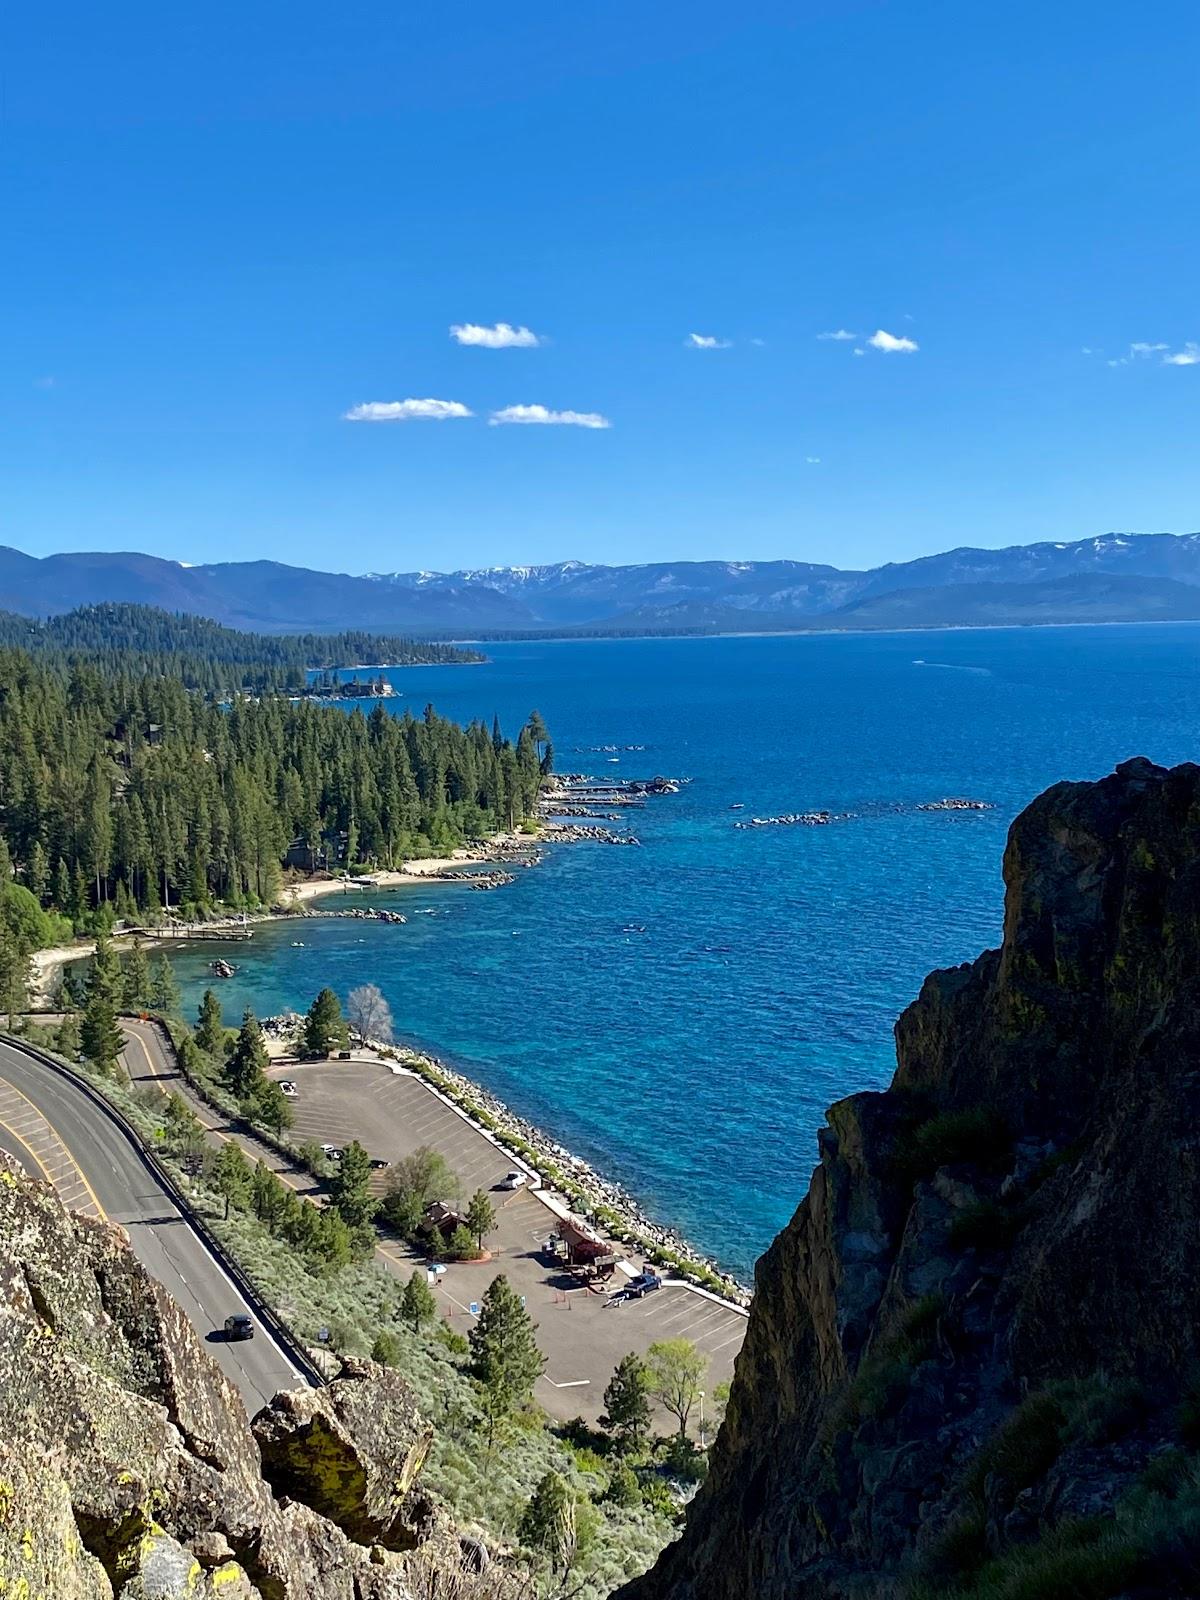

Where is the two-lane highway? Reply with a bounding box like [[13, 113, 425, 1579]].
[[0, 1038, 304, 1410]]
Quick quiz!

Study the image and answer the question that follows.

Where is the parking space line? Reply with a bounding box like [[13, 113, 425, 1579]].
[[0, 1080, 107, 1221]]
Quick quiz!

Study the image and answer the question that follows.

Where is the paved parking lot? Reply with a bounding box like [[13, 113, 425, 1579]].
[[273, 1056, 747, 1423]]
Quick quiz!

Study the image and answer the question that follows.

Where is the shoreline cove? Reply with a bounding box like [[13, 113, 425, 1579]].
[[38, 810, 752, 1303]]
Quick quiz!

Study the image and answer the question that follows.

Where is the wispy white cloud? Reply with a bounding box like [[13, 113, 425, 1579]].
[[33, 375, 55, 389], [805, 456, 821, 464], [1104, 340, 1197, 368], [867, 328, 919, 354], [488, 404, 611, 429], [450, 322, 542, 349], [344, 399, 473, 422], [817, 329, 857, 342], [685, 333, 732, 349]]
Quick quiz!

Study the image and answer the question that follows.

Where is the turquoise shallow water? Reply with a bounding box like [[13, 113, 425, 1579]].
[[165, 626, 1200, 1278]]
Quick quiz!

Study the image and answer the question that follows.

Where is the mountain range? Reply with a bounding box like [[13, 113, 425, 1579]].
[[3, 531, 1200, 635]]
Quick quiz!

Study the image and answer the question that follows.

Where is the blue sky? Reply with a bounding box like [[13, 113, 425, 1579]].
[[4, 1, 1198, 574]]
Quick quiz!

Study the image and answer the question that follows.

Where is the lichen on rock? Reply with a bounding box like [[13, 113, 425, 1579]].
[[0, 1148, 507, 1599]]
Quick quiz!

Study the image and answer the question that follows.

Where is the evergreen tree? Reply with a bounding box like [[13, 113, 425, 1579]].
[[601, 1353, 653, 1454], [466, 1188, 497, 1252], [55, 1013, 82, 1061], [120, 941, 151, 1010], [253, 1078, 294, 1135], [519, 1471, 577, 1575], [214, 1140, 252, 1217], [27, 841, 49, 903], [51, 858, 71, 917], [227, 1009, 270, 1101], [87, 933, 122, 1005], [195, 988, 224, 1056], [80, 991, 123, 1074], [303, 986, 348, 1057], [149, 954, 182, 1015], [0, 927, 30, 1028], [446, 1222, 478, 1260], [371, 1330, 402, 1366], [468, 1274, 546, 1444], [401, 1268, 437, 1333], [250, 1159, 287, 1226], [328, 1138, 378, 1229]]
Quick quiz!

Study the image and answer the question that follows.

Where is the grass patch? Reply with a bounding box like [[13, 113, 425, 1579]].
[[904, 1108, 1012, 1178], [949, 1199, 1021, 1253], [965, 1391, 1068, 1504]]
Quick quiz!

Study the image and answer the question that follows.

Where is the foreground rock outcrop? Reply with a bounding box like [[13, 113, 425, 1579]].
[[0, 1151, 504, 1598], [627, 758, 1200, 1599]]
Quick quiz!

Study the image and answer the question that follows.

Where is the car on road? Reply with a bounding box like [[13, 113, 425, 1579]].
[[223, 1313, 255, 1341], [369, 1157, 390, 1170], [279, 1080, 298, 1098], [498, 1171, 526, 1190]]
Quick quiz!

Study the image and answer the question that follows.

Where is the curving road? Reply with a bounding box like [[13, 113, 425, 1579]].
[[0, 1037, 304, 1411]]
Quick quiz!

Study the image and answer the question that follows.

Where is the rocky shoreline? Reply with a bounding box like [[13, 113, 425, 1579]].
[[371, 1035, 751, 1306]]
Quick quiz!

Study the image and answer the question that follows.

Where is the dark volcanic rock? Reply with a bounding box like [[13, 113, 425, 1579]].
[[624, 758, 1200, 1599]]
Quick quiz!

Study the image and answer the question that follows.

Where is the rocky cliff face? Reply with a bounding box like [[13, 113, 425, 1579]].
[[626, 758, 1200, 1599], [0, 1151, 507, 1599]]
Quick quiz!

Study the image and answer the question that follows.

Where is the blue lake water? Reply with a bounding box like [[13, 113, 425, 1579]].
[[166, 626, 1200, 1278]]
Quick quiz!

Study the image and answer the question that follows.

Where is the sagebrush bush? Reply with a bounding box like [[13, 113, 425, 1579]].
[[60, 1047, 676, 1598]]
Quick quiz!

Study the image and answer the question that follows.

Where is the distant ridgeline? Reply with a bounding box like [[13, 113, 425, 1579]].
[[0, 641, 549, 942], [0, 603, 483, 697]]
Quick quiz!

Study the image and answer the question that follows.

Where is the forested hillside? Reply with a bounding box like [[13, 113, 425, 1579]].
[[0, 645, 547, 947], [0, 603, 482, 696]]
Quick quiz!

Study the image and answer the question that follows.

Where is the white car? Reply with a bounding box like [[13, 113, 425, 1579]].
[[499, 1171, 527, 1191], [320, 1144, 344, 1162], [279, 1081, 298, 1099]]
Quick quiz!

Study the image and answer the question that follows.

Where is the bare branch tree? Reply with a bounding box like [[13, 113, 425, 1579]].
[[346, 983, 393, 1045]]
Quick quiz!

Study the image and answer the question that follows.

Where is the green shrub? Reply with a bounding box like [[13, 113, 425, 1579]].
[[437, 1324, 470, 1358], [605, 1462, 642, 1509], [1179, 1368, 1200, 1448], [916, 1508, 988, 1582], [906, 1108, 1011, 1176], [910, 1517, 1143, 1600], [371, 1329, 403, 1366], [1053, 1373, 1145, 1447], [895, 1294, 945, 1358], [949, 1199, 1020, 1252], [965, 1391, 1067, 1503], [637, 1476, 679, 1520]]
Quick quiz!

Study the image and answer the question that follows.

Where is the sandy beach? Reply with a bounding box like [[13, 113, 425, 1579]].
[[30, 832, 535, 1000]]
